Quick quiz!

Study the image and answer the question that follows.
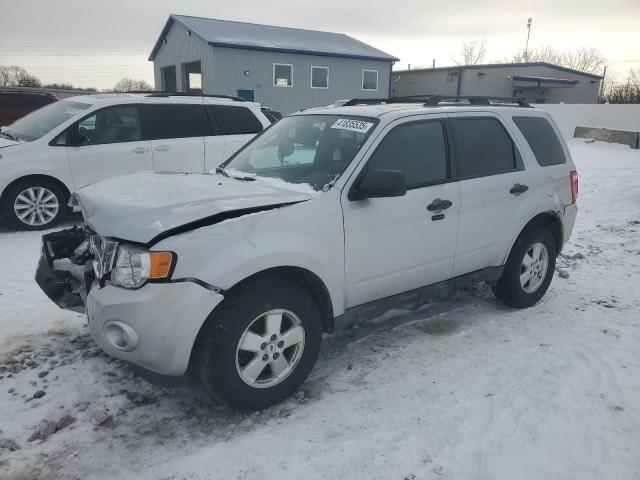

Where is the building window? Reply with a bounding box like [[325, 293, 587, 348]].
[[311, 66, 329, 89], [362, 70, 378, 91], [182, 61, 202, 93], [274, 63, 293, 87]]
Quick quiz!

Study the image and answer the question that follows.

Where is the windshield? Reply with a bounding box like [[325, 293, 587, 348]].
[[3, 100, 91, 142], [222, 115, 378, 191]]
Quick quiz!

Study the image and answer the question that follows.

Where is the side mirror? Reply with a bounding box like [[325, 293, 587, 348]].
[[350, 169, 407, 200]]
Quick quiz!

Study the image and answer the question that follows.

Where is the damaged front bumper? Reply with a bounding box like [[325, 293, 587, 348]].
[[35, 226, 225, 376], [35, 226, 96, 313]]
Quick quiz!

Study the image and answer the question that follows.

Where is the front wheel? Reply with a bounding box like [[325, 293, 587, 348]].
[[493, 228, 557, 308], [194, 276, 323, 410], [2, 179, 68, 230]]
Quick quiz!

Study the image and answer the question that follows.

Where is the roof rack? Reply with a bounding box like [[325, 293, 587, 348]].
[[124, 91, 246, 102], [422, 95, 531, 107], [342, 95, 531, 108]]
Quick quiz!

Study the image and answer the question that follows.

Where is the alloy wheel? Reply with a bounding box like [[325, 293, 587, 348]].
[[235, 309, 305, 389], [520, 242, 549, 293], [13, 187, 59, 227]]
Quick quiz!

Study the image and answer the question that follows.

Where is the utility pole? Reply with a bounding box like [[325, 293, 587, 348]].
[[524, 18, 533, 61], [432, 59, 436, 68], [599, 65, 607, 102]]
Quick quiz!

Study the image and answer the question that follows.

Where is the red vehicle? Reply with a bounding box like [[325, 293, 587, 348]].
[[0, 91, 58, 127]]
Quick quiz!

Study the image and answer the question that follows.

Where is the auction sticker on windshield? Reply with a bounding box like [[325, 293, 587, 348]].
[[331, 119, 374, 133]]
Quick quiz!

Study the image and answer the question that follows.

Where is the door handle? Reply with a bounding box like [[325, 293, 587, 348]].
[[427, 199, 453, 211], [153, 145, 170, 152], [131, 147, 148, 154], [509, 183, 529, 195]]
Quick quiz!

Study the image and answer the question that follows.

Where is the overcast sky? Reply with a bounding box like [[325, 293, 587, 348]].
[[1, 0, 638, 90]]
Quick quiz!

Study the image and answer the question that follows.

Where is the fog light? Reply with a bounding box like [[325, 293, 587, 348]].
[[104, 320, 139, 352]]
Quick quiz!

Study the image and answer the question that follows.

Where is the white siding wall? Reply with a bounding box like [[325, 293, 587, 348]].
[[211, 47, 391, 113]]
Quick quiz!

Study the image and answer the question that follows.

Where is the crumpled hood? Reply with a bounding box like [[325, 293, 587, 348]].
[[0, 137, 22, 149], [75, 172, 315, 244]]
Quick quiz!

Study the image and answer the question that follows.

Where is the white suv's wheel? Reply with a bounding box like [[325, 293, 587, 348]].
[[194, 275, 322, 410], [235, 309, 306, 389], [3, 179, 67, 230], [493, 228, 557, 308]]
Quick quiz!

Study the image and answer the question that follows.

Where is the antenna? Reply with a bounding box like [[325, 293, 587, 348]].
[[525, 18, 533, 61]]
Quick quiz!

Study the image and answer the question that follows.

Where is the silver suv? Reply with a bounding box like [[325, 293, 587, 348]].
[[36, 96, 578, 410]]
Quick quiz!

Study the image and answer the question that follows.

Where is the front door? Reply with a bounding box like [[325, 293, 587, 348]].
[[143, 101, 208, 172], [342, 116, 461, 308], [66, 104, 152, 188]]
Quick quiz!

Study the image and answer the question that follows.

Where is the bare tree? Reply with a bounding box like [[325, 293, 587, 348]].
[[113, 78, 153, 92], [453, 39, 487, 66], [504, 45, 606, 75], [562, 47, 606, 75], [0, 65, 41, 87], [508, 45, 563, 65], [600, 69, 640, 104]]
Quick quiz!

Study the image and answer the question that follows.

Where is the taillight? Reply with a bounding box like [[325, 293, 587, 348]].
[[570, 170, 578, 204]]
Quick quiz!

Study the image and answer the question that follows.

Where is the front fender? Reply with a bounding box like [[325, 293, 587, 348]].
[[155, 194, 346, 316]]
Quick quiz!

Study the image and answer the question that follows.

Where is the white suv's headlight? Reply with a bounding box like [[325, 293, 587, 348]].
[[110, 245, 174, 289]]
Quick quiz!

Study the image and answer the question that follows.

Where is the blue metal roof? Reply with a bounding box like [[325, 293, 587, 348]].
[[149, 15, 399, 62]]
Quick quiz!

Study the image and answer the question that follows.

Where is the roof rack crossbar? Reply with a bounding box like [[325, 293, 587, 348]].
[[341, 95, 531, 108], [421, 95, 531, 107], [124, 91, 246, 101]]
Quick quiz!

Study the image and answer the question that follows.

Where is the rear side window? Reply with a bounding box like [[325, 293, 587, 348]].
[[454, 117, 518, 179], [208, 105, 263, 135], [513, 116, 566, 166], [146, 104, 210, 140], [365, 120, 448, 189]]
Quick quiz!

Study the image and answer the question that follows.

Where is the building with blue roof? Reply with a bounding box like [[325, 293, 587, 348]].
[[149, 15, 399, 113]]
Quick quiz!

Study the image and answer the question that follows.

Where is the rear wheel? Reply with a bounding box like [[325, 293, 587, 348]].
[[2, 179, 67, 230], [194, 276, 322, 410], [493, 228, 557, 308]]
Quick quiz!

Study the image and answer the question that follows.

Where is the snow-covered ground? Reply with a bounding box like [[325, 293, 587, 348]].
[[1, 139, 639, 480]]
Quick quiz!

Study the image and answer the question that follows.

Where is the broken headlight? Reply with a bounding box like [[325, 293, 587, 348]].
[[110, 245, 174, 289]]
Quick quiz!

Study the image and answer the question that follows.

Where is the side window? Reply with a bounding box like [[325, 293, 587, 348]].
[[209, 105, 263, 135], [75, 105, 141, 146], [454, 117, 518, 179], [274, 64, 293, 87], [362, 70, 378, 91], [147, 104, 210, 140], [364, 120, 448, 189], [513, 116, 566, 166]]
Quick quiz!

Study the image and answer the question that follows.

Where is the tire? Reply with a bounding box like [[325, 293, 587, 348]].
[[2, 178, 68, 230], [194, 275, 323, 410], [492, 227, 557, 308]]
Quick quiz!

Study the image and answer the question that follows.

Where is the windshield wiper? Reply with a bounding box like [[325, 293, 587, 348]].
[[232, 176, 256, 181], [0, 131, 20, 141], [215, 167, 230, 178]]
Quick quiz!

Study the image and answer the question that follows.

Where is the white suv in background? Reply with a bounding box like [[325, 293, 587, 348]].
[[36, 96, 578, 410], [0, 93, 270, 230]]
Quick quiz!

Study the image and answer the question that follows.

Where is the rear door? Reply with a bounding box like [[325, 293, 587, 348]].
[[143, 99, 209, 172], [207, 104, 265, 167], [66, 104, 153, 188], [449, 113, 536, 276]]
